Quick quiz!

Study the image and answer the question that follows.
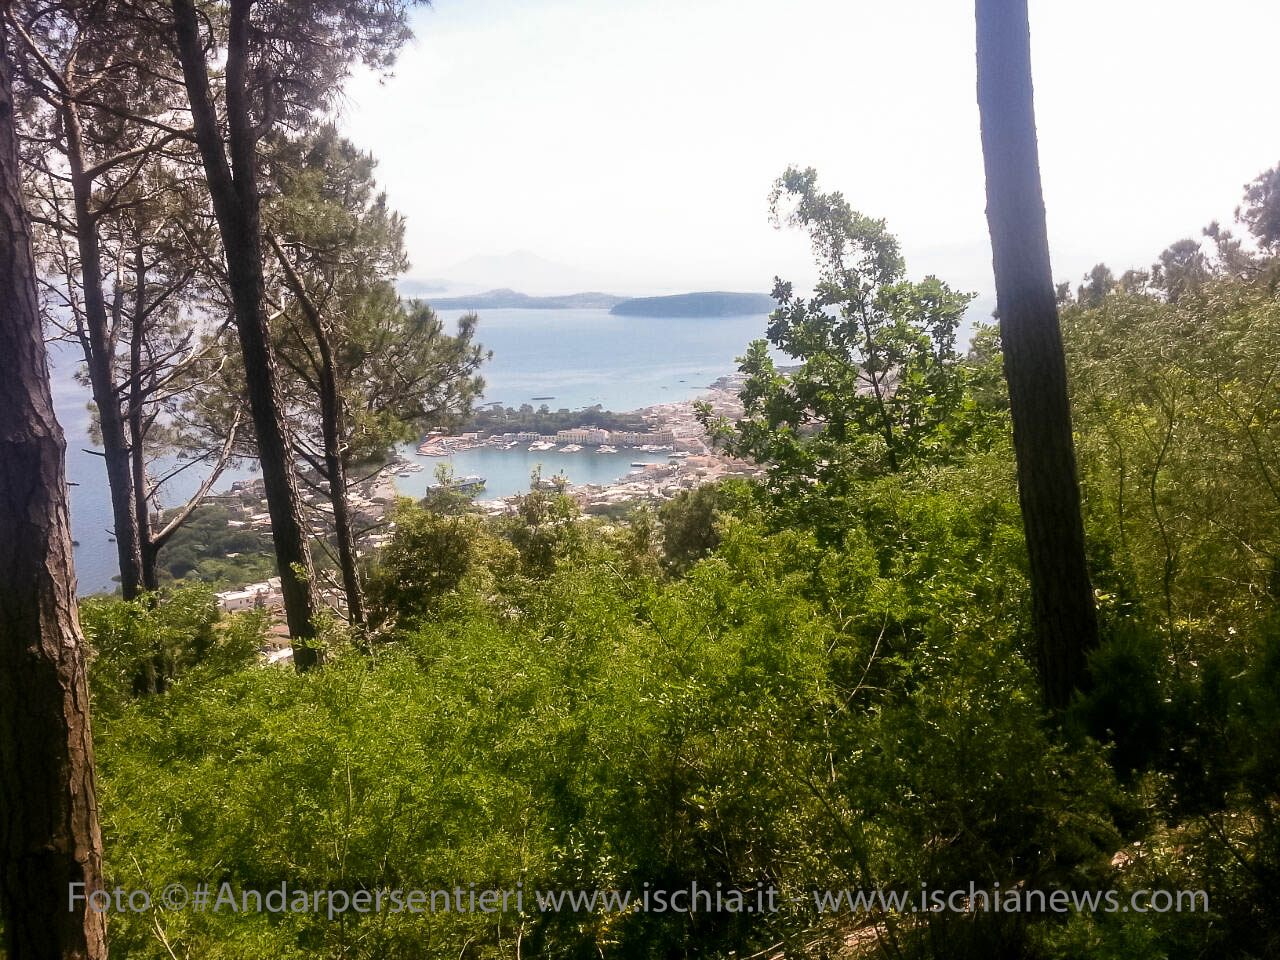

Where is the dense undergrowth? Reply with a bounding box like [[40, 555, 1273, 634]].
[[77, 261, 1280, 958]]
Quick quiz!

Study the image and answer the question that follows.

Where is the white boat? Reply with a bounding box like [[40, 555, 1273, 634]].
[[597, 445, 618, 454]]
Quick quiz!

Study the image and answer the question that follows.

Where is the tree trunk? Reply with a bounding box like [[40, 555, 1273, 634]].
[[128, 248, 161, 594], [322, 400, 365, 628], [0, 28, 109, 959], [975, 0, 1099, 710], [269, 235, 367, 627], [62, 101, 144, 599], [170, 0, 321, 666]]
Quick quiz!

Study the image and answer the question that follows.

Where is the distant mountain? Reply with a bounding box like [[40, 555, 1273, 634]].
[[397, 277, 449, 297], [609, 291, 776, 318], [426, 288, 627, 310]]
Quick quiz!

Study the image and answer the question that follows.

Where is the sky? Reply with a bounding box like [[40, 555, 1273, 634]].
[[339, 0, 1280, 306]]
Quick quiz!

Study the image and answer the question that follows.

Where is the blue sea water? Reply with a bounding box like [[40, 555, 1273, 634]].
[[55, 307, 773, 594]]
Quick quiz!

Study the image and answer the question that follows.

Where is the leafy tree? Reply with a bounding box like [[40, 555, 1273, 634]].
[[1076, 262, 1116, 308], [658, 482, 727, 575], [263, 128, 486, 626], [1151, 237, 1211, 303], [81, 583, 262, 708], [1065, 275, 1280, 650], [700, 167, 976, 507], [1237, 161, 1280, 251], [976, 0, 1099, 710], [365, 501, 485, 629], [503, 467, 583, 579]]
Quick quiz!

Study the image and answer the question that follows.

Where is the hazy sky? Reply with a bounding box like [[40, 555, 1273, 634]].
[[340, 0, 1279, 304]]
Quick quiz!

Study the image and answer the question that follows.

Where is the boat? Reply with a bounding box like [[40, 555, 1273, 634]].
[[631, 461, 647, 467], [597, 445, 618, 454], [530, 395, 555, 401]]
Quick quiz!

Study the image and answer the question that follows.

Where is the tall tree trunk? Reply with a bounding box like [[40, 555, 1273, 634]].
[[128, 250, 160, 594], [269, 235, 366, 627], [169, 0, 321, 666], [62, 101, 144, 599], [0, 26, 109, 959], [975, 0, 1099, 710]]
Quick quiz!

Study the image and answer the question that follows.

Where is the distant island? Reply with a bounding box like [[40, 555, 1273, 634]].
[[425, 288, 777, 317], [609, 291, 776, 317], [425, 288, 626, 310]]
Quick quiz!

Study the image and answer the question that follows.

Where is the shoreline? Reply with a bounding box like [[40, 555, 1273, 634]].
[[168, 376, 756, 616], [399, 374, 757, 514]]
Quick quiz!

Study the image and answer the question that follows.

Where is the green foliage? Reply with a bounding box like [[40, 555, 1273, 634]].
[[701, 167, 1002, 509], [154, 503, 276, 587], [1064, 274, 1280, 652], [656, 481, 739, 575], [467, 403, 648, 437], [83, 164, 1280, 960], [81, 584, 264, 715], [365, 499, 496, 627], [501, 468, 585, 579], [92, 459, 1152, 960]]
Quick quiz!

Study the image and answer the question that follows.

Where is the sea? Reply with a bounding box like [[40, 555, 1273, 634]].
[[53, 307, 774, 594]]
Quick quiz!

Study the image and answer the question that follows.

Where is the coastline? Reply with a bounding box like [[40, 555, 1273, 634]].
[[122, 374, 757, 617], [398, 374, 758, 515]]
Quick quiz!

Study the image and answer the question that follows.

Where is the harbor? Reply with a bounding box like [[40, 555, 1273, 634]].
[[394, 373, 759, 512]]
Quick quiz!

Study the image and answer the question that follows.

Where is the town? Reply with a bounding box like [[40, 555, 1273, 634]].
[[212, 377, 757, 618]]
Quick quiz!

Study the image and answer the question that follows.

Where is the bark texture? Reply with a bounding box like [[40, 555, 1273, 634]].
[[976, 0, 1099, 709], [169, 0, 321, 664], [0, 24, 109, 959]]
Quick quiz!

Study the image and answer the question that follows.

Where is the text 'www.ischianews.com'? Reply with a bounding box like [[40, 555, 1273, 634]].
[[69, 882, 1210, 920]]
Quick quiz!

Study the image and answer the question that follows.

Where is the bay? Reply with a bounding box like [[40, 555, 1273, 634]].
[[54, 307, 773, 594]]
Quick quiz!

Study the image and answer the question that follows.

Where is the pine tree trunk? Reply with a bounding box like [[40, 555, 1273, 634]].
[[62, 103, 143, 599], [325, 418, 366, 628], [0, 28, 109, 959], [975, 0, 1099, 710], [170, 0, 321, 665], [268, 235, 366, 627]]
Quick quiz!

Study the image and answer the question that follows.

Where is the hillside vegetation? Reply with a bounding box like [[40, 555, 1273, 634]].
[[77, 184, 1280, 959]]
